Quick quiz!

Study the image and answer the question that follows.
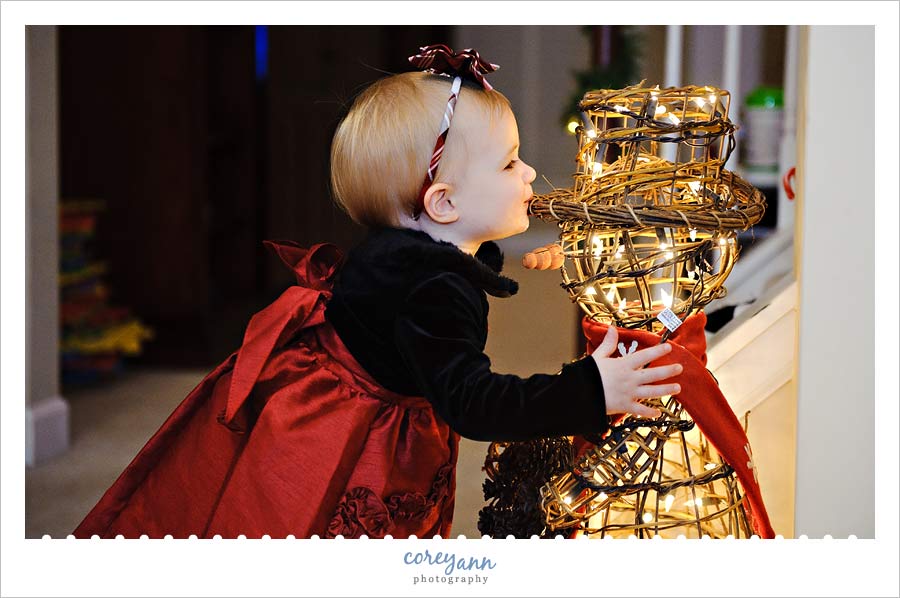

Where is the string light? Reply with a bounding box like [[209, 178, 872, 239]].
[[660, 288, 674, 308], [660, 242, 674, 260], [664, 494, 675, 512], [580, 112, 598, 139]]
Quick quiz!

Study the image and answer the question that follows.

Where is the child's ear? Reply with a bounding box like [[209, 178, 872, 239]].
[[422, 183, 459, 224]]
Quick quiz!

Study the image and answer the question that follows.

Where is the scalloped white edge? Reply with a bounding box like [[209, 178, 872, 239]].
[[38, 533, 861, 540]]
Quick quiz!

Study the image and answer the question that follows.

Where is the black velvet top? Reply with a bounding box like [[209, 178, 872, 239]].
[[324, 227, 609, 442]]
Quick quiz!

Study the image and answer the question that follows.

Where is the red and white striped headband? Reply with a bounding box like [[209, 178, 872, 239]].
[[408, 44, 499, 219]]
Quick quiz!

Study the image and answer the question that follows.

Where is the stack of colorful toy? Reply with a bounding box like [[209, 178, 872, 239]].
[[59, 199, 153, 387]]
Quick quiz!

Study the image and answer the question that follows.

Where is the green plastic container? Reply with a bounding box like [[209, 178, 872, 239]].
[[745, 86, 784, 109], [743, 86, 784, 169]]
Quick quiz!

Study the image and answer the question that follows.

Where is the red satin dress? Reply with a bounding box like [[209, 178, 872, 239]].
[[74, 242, 459, 539]]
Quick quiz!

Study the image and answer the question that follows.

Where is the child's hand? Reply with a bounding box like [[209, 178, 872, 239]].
[[522, 243, 564, 270], [590, 325, 683, 419]]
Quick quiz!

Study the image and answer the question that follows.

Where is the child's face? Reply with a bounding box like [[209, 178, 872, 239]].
[[449, 108, 537, 244]]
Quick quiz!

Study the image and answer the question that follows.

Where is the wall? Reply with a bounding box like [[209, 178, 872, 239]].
[[793, 26, 874, 538], [26, 25, 68, 465]]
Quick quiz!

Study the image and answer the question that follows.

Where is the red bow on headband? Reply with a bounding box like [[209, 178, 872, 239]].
[[408, 44, 500, 91]]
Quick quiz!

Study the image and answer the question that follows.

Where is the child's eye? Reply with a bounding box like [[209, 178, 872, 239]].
[[505, 160, 518, 170]]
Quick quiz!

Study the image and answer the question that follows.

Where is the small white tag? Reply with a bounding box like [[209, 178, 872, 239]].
[[656, 308, 683, 332]]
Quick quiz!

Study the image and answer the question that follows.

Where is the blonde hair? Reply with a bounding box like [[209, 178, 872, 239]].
[[330, 71, 511, 228]]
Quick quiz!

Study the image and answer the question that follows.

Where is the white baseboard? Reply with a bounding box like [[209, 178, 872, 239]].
[[25, 395, 70, 467]]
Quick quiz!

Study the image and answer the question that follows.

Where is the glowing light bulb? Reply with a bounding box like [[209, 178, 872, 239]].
[[614, 244, 624, 257], [659, 242, 669, 250], [613, 104, 626, 113], [580, 112, 597, 139], [693, 97, 707, 107], [719, 237, 727, 247], [664, 494, 675, 512], [655, 104, 667, 116], [708, 94, 717, 104], [606, 289, 616, 303], [619, 297, 627, 313], [689, 229, 697, 241], [687, 270, 696, 280], [598, 492, 608, 501], [642, 512, 653, 524], [704, 462, 717, 470], [584, 286, 597, 296], [660, 288, 673, 308], [665, 250, 674, 260], [591, 236, 603, 257], [563, 495, 572, 505], [590, 161, 603, 179], [566, 118, 579, 135]]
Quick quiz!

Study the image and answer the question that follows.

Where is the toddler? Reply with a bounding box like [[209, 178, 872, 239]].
[[74, 44, 681, 540]]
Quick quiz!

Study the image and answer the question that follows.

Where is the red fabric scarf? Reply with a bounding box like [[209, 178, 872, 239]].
[[581, 313, 776, 538]]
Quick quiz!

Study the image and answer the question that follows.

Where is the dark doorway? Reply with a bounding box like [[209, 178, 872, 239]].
[[59, 25, 450, 368]]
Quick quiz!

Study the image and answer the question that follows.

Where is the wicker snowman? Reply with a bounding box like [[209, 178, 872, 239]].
[[481, 83, 769, 538]]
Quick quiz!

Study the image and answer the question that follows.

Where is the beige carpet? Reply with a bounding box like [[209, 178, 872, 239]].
[[25, 368, 490, 539]]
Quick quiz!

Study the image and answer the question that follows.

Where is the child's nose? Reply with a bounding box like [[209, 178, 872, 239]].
[[522, 161, 537, 184]]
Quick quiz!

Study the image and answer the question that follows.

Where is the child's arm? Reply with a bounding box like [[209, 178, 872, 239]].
[[394, 273, 680, 443], [521, 244, 682, 415]]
